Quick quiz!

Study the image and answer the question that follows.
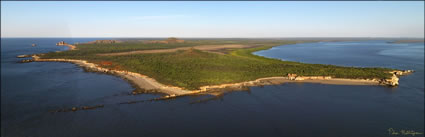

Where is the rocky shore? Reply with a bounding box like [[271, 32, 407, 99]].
[[27, 54, 413, 98], [198, 71, 411, 94], [31, 55, 198, 97], [17, 54, 32, 58], [23, 40, 413, 98], [56, 41, 76, 50]]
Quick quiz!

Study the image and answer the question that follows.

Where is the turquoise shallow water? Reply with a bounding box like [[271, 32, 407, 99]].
[[1, 39, 424, 137]]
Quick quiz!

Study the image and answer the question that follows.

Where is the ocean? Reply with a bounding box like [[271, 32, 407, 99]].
[[1, 38, 423, 137]]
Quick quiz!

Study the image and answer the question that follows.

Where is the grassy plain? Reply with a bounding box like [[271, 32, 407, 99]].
[[42, 39, 394, 90]]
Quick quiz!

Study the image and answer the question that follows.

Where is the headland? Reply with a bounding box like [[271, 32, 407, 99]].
[[20, 38, 413, 98]]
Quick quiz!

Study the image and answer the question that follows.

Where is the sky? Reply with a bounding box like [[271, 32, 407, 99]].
[[1, 1, 424, 38]]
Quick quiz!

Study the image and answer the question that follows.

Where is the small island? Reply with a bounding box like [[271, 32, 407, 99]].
[[27, 38, 412, 98]]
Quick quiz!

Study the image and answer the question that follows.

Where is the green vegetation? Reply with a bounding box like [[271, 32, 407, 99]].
[[42, 39, 394, 90]]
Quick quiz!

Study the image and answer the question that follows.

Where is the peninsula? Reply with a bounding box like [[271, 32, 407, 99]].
[[26, 38, 412, 97], [56, 41, 77, 50]]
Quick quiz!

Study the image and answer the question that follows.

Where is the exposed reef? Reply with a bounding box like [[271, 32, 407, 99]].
[[49, 105, 104, 113], [17, 54, 32, 58]]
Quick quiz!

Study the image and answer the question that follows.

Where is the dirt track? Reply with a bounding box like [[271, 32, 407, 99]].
[[97, 44, 255, 56]]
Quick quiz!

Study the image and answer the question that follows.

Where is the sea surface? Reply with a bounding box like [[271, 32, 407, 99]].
[[1, 38, 424, 137]]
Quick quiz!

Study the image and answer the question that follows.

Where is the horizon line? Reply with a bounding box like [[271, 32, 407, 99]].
[[2, 36, 424, 39]]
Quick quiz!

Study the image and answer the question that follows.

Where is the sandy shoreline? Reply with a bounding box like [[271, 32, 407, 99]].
[[26, 40, 411, 98], [30, 54, 404, 98], [32, 55, 197, 97]]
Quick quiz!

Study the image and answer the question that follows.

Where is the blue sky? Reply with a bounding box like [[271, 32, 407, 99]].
[[1, 1, 424, 38]]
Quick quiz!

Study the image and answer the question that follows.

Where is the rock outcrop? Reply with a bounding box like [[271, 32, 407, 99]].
[[287, 73, 298, 80], [55, 41, 76, 50], [287, 71, 413, 87], [379, 74, 399, 86], [390, 70, 414, 76], [287, 73, 332, 81], [378, 70, 414, 86], [19, 59, 34, 63], [17, 54, 32, 58], [56, 41, 67, 46], [49, 104, 104, 113]]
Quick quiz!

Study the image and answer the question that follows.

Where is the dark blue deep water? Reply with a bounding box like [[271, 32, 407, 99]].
[[1, 39, 424, 137]]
